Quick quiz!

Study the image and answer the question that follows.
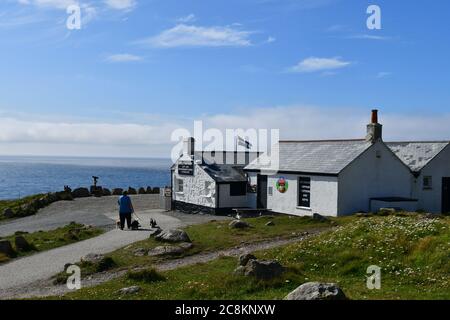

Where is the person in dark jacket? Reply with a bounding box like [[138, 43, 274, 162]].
[[118, 191, 134, 230]]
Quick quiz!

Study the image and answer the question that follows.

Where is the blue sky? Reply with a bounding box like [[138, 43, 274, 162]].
[[1, 0, 450, 157]]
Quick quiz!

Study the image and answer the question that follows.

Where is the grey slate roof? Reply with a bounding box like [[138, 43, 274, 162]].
[[386, 142, 449, 172], [195, 151, 258, 183], [200, 163, 247, 183], [245, 140, 373, 175]]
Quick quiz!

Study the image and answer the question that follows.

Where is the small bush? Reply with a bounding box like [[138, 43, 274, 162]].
[[126, 268, 166, 283], [0, 253, 10, 263], [96, 257, 117, 272], [14, 231, 29, 236]]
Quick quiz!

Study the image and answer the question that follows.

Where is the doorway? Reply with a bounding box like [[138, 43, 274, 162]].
[[257, 174, 268, 209], [442, 177, 450, 213]]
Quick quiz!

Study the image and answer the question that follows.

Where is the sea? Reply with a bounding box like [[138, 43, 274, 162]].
[[0, 156, 172, 200]]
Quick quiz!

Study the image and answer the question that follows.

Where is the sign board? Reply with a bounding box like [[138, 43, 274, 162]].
[[178, 162, 194, 176], [298, 177, 311, 208]]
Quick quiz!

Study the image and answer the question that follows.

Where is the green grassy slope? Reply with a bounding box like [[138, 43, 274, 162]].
[[56, 214, 450, 300]]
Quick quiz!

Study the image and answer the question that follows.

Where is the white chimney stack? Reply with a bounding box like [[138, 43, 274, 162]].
[[183, 137, 195, 158], [366, 109, 383, 143]]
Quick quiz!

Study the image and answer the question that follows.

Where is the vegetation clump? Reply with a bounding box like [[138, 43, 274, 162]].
[[126, 268, 166, 283]]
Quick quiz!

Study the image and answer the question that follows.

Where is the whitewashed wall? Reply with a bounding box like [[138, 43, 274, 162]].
[[172, 163, 216, 208], [267, 173, 339, 217], [247, 173, 258, 208], [412, 145, 450, 213], [217, 184, 249, 208], [338, 141, 412, 215]]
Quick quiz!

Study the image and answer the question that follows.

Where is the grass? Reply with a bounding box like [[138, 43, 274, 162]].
[[0, 194, 45, 221], [48, 215, 331, 292], [106, 215, 332, 269], [0, 222, 104, 264], [55, 213, 450, 300], [126, 268, 166, 283]]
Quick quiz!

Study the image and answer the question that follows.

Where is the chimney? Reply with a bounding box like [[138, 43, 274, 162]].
[[183, 137, 195, 158], [366, 109, 383, 143]]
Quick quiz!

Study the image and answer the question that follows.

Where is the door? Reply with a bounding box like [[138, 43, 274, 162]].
[[442, 178, 450, 213], [257, 175, 268, 209]]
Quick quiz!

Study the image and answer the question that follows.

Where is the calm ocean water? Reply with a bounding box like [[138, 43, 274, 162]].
[[0, 156, 172, 200]]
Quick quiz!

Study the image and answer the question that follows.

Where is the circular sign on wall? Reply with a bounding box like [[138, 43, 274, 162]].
[[276, 177, 288, 193]]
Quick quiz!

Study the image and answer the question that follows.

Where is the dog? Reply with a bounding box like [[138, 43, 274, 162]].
[[131, 220, 141, 230], [150, 218, 158, 229]]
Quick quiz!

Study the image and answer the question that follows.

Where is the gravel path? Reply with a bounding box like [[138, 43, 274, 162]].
[[0, 195, 229, 299], [0, 195, 161, 236], [2, 232, 318, 299]]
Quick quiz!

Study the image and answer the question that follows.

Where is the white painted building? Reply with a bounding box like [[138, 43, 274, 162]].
[[245, 110, 450, 216], [171, 111, 450, 216], [171, 138, 260, 214]]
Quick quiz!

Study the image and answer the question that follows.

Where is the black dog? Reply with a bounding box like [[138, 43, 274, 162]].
[[131, 220, 140, 230], [150, 218, 158, 228]]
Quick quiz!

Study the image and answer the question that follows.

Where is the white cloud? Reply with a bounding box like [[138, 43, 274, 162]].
[[289, 57, 351, 73], [377, 72, 392, 79], [105, 53, 143, 62], [348, 34, 391, 41], [176, 14, 196, 23], [138, 24, 253, 48], [266, 36, 276, 43], [17, 0, 78, 9], [1, 106, 449, 157], [104, 0, 136, 10]]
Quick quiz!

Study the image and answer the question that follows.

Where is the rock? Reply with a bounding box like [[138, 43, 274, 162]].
[[233, 266, 247, 276], [3, 208, 14, 218], [81, 253, 105, 264], [133, 248, 147, 257], [152, 187, 160, 194], [14, 236, 34, 252], [154, 229, 191, 243], [356, 212, 372, 218], [138, 187, 146, 194], [118, 286, 141, 295], [90, 186, 103, 197], [112, 188, 124, 195], [148, 243, 193, 257], [146, 186, 152, 194], [229, 220, 251, 229], [128, 187, 137, 195], [55, 191, 73, 201], [63, 229, 80, 241], [239, 253, 257, 266], [149, 228, 162, 237], [16, 204, 37, 217], [178, 242, 193, 250], [243, 260, 284, 280], [284, 282, 347, 300], [378, 208, 397, 216], [312, 213, 329, 222], [0, 240, 15, 257], [265, 221, 275, 226], [423, 213, 443, 220], [71, 187, 91, 198], [102, 188, 112, 196]]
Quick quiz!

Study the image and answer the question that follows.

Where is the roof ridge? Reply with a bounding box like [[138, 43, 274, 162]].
[[386, 141, 450, 144], [280, 139, 366, 143]]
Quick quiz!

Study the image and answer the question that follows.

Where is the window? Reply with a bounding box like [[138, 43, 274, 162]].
[[298, 177, 311, 208], [176, 178, 184, 193], [423, 176, 433, 190], [230, 182, 247, 196], [204, 181, 212, 195]]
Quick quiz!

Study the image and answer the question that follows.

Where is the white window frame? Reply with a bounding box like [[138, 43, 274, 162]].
[[423, 176, 433, 190], [176, 178, 184, 193]]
